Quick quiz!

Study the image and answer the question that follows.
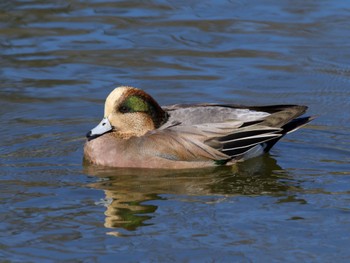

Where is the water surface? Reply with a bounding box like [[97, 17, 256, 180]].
[[1, 0, 350, 262]]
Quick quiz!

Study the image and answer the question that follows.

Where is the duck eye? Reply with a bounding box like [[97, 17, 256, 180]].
[[119, 106, 130, 113]]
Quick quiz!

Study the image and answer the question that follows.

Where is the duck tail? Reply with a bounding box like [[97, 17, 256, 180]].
[[263, 115, 315, 153]]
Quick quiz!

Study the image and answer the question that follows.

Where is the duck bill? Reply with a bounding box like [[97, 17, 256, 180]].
[[86, 117, 113, 140]]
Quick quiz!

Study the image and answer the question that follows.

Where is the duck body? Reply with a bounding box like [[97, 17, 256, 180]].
[[84, 86, 313, 169]]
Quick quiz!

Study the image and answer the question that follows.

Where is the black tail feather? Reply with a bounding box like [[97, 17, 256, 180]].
[[263, 116, 314, 153]]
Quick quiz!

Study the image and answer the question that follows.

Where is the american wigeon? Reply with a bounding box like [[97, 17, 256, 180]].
[[84, 86, 313, 169]]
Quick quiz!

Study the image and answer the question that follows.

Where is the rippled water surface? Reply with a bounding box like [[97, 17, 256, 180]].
[[1, 0, 350, 261]]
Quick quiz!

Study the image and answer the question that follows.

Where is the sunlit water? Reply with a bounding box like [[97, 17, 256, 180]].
[[1, 0, 350, 261]]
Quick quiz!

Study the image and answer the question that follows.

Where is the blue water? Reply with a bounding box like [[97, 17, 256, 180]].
[[1, 0, 350, 261]]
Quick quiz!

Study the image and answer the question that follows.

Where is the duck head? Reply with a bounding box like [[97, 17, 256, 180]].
[[86, 86, 168, 140]]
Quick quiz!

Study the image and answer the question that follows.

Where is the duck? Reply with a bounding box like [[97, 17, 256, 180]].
[[84, 86, 313, 169]]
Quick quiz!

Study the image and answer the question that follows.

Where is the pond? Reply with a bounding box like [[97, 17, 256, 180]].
[[1, 0, 350, 261]]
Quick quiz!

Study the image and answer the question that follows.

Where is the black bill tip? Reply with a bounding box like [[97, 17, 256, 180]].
[[86, 130, 100, 141]]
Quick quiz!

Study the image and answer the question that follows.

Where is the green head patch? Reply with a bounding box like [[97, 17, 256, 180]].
[[119, 95, 151, 113], [118, 94, 168, 128]]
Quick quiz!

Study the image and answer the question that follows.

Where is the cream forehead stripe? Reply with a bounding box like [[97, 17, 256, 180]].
[[104, 86, 138, 116]]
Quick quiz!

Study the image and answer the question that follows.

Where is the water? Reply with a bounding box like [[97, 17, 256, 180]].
[[1, 0, 350, 261]]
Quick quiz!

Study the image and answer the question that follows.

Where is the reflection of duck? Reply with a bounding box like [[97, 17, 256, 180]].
[[102, 189, 157, 231], [84, 86, 313, 169], [85, 156, 304, 231]]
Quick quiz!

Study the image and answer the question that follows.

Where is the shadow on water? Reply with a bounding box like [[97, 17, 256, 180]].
[[84, 155, 303, 231]]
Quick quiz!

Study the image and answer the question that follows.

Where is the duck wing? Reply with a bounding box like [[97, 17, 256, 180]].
[[143, 104, 313, 165], [163, 103, 271, 125]]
